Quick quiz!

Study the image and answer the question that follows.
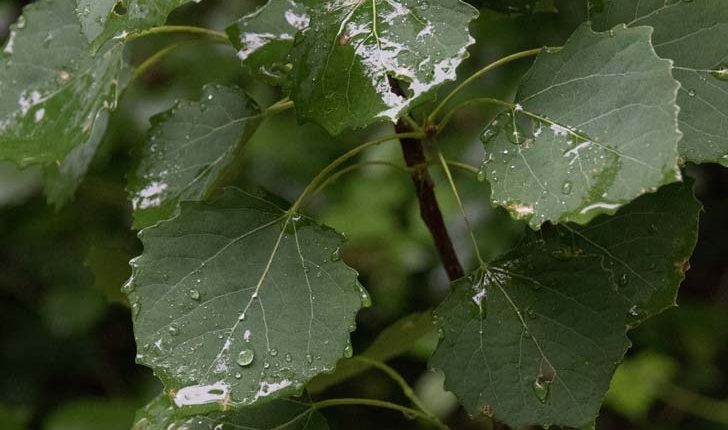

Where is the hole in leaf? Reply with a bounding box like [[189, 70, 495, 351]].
[[113, 1, 128, 16]]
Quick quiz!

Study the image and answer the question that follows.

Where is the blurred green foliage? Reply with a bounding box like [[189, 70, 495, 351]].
[[0, 1, 727, 429]]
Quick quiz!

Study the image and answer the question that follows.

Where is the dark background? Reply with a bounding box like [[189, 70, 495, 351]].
[[1, 1, 727, 429]]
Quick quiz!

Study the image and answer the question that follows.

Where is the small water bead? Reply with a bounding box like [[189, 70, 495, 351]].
[[417, 0, 430, 10], [711, 62, 728, 81], [560, 181, 573, 195], [505, 114, 526, 145], [168, 324, 180, 336], [263, 362, 270, 369], [285, 353, 292, 362], [269, 348, 279, 357], [618, 273, 629, 287], [479, 125, 500, 145], [236, 346, 255, 367], [330, 247, 341, 262], [687, 88, 696, 97], [357, 284, 372, 307], [235, 372, 242, 379], [187, 288, 201, 300], [131, 302, 141, 317], [343, 343, 354, 358], [526, 308, 537, 320], [121, 281, 135, 295], [305, 353, 314, 364], [532, 379, 551, 403], [719, 154, 728, 168]]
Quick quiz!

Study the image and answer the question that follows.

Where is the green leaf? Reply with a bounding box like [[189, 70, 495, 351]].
[[556, 180, 701, 323], [126, 188, 367, 413], [481, 24, 682, 228], [77, 0, 197, 49], [43, 110, 109, 208], [133, 394, 328, 430], [0, 0, 123, 168], [127, 85, 262, 229], [591, 0, 728, 165], [429, 182, 700, 428], [226, 0, 310, 85], [290, 0, 478, 135], [308, 311, 433, 393]]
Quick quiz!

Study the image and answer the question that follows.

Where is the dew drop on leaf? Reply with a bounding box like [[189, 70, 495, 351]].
[[526, 307, 537, 319], [357, 283, 372, 307], [687, 88, 696, 97], [285, 353, 292, 362], [236, 346, 255, 367], [131, 302, 141, 317], [343, 343, 353, 358], [618, 273, 629, 287], [719, 154, 728, 168], [711, 62, 728, 81], [479, 123, 501, 145], [532, 379, 550, 403], [269, 348, 278, 357], [168, 324, 180, 336], [330, 247, 341, 262], [560, 181, 573, 195], [187, 288, 201, 300]]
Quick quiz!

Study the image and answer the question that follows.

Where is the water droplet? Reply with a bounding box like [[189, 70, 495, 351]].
[[16, 16, 26, 29], [235, 372, 242, 379], [285, 353, 292, 362], [121, 281, 135, 295], [131, 302, 141, 317], [719, 154, 728, 168], [343, 343, 354, 358], [269, 348, 278, 357], [236, 346, 255, 366], [711, 62, 728, 81], [168, 324, 180, 336], [687, 88, 696, 97], [618, 273, 628, 287], [417, 0, 430, 10], [348, 322, 357, 332], [357, 283, 372, 307], [187, 288, 201, 300], [263, 361, 270, 369], [479, 124, 500, 145], [505, 114, 526, 145], [330, 247, 341, 262], [526, 308, 537, 319], [305, 353, 313, 364], [476, 163, 487, 183], [560, 181, 573, 195], [532, 379, 551, 403]]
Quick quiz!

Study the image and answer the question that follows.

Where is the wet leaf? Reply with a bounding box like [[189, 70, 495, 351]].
[[132, 394, 327, 430], [126, 188, 366, 413], [0, 0, 123, 168], [0, 0, 204, 206], [226, 0, 310, 85], [591, 0, 728, 165], [430, 182, 700, 428], [127, 85, 262, 229], [482, 24, 681, 228], [290, 0, 478, 134]]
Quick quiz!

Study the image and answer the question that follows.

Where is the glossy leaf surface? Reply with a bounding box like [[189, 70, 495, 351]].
[[482, 24, 681, 228], [126, 188, 366, 413]]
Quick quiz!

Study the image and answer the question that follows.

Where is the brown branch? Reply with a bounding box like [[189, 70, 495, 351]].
[[395, 119, 464, 281]]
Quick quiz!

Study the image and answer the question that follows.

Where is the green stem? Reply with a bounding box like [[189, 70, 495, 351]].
[[132, 39, 227, 79], [312, 398, 449, 430], [288, 132, 425, 215], [350, 356, 433, 415], [125, 25, 230, 44], [662, 385, 728, 425], [436, 97, 514, 133], [262, 98, 294, 118], [310, 160, 410, 198], [436, 148, 485, 266], [427, 47, 561, 125]]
